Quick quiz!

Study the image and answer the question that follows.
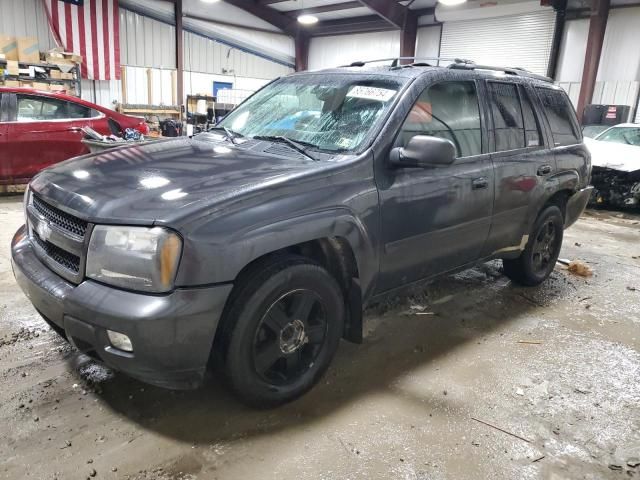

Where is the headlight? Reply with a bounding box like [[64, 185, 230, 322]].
[[86, 226, 182, 293]]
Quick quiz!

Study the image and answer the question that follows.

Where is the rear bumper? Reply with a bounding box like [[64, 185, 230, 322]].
[[11, 225, 233, 389], [565, 186, 594, 228]]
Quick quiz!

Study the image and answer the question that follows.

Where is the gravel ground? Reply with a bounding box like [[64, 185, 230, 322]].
[[1, 195, 639, 480]]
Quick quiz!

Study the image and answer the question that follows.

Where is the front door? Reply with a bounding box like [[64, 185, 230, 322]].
[[377, 80, 494, 292], [6, 93, 88, 180]]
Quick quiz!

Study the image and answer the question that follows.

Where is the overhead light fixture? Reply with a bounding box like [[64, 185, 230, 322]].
[[200, 0, 220, 3], [297, 14, 319, 25], [438, 0, 467, 5]]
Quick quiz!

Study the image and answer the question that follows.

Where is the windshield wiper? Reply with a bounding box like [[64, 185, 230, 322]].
[[209, 126, 243, 144], [252, 135, 319, 161]]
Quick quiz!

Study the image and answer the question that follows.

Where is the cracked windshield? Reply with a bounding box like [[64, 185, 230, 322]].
[[217, 75, 404, 153]]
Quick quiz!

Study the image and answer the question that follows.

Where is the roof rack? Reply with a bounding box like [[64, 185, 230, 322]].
[[341, 56, 552, 83], [447, 59, 553, 82], [341, 57, 464, 68]]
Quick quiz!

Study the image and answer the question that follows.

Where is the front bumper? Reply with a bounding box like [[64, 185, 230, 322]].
[[11, 225, 233, 389], [565, 186, 594, 228]]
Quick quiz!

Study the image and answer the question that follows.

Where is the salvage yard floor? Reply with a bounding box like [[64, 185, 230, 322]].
[[1, 195, 639, 480]]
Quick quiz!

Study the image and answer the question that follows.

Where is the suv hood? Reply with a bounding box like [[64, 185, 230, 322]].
[[29, 137, 324, 225]]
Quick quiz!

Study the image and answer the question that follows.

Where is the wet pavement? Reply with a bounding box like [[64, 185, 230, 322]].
[[1, 195, 639, 480]]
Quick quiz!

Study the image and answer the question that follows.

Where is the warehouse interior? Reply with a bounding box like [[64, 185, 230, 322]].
[[1, 0, 640, 479]]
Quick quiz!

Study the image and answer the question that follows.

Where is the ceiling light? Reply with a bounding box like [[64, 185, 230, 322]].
[[200, 0, 220, 3], [438, 0, 467, 5], [297, 14, 319, 25]]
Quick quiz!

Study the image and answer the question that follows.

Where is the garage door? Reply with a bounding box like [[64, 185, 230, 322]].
[[439, 10, 557, 76]]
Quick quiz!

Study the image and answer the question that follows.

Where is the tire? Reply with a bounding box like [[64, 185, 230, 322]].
[[222, 255, 345, 407], [503, 205, 564, 286]]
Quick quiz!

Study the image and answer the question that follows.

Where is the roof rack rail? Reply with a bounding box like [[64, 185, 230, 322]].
[[341, 56, 464, 68], [340, 57, 552, 82], [447, 59, 552, 82]]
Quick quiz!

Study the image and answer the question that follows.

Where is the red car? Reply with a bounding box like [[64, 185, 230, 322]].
[[0, 87, 149, 184]]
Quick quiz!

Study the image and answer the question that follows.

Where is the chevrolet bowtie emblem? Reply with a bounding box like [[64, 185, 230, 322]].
[[37, 221, 52, 242]]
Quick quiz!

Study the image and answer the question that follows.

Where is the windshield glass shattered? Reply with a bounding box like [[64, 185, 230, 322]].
[[597, 127, 640, 146], [217, 74, 405, 153]]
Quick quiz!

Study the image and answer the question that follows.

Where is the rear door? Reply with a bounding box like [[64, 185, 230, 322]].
[[6, 94, 89, 179], [482, 81, 553, 255]]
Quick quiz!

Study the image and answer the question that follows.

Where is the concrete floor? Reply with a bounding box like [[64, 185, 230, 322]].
[[1, 195, 639, 480]]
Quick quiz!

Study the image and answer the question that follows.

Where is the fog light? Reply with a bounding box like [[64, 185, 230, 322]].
[[107, 330, 133, 352]]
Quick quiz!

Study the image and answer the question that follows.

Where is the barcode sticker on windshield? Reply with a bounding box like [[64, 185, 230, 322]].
[[347, 86, 396, 102]]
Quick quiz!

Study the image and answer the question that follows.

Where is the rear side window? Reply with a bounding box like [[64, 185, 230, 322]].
[[536, 87, 580, 146], [489, 82, 525, 151], [397, 81, 482, 158], [66, 102, 100, 119], [519, 86, 542, 147]]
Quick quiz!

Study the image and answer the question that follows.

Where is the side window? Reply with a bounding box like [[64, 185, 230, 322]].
[[17, 95, 68, 121], [66, 102, 91, 119], [488, 82, 525, 151], [397, 81, 482, 158], [536, 87, 580, 146], [519, 85, 542, 147]]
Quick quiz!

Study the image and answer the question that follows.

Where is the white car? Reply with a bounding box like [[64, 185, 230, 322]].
[[584, 123, 640, 207]]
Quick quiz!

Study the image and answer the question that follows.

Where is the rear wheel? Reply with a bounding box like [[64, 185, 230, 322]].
[[503, 205, 564, 286], [222, 255, 344, 407]]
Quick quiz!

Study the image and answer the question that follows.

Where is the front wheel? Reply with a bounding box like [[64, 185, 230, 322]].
[[503, 205, 564, 286], [223, 255, 345, 407]]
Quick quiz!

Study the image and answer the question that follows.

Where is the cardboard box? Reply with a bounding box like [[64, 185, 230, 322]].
[[33, 82, 49, 91], [4, 80, 21, 88], [61, 72, 74, 80], [0, 35, 18, 61], [20, 81, 34, 88], [6, 60, 19, 76], [17, 37, 40, 63], [49, 84, 66, 92], [49, 69, 62, 79]]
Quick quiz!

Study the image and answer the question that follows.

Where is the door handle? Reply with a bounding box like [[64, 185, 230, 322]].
[[472, 177, 489, 190], [537, 164, 552, 176]]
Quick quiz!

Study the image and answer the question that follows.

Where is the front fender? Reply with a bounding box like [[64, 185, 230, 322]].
[[175, 207, 379, 298]]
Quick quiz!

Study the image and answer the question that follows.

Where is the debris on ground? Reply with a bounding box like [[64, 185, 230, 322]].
[[517, 340, 542, 345], [567, 260, 593, 277], [0, 327, 41, 347], [470, 417, 531, 443]]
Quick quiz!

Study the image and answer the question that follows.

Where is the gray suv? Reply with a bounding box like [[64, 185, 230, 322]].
[[11, 59, 592, 406]]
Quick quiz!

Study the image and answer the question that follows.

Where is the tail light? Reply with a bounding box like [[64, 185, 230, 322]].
[[135, 121, 150, 135]]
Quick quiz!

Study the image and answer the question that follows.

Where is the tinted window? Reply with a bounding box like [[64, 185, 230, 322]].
[[66, 101, 93, 119], [519, 86, 542, 147], [398, 81, 482, 158], [17, 95, 68, 121], [536, 87, 580, 146], [489, 82, 524, 151]]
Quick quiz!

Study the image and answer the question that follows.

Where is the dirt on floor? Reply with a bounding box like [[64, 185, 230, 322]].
[[1, 196, 639, 480]]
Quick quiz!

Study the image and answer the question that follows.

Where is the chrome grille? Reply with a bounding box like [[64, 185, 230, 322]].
[[27, 193, 90, 283], [31, 231, 81, 273], [32, 194, 88, 238]]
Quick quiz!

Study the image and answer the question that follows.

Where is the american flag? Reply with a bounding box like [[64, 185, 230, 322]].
[[43, 0, 120, 81]]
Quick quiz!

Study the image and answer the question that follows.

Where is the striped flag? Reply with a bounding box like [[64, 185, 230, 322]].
[[42, 0, 120, 81]]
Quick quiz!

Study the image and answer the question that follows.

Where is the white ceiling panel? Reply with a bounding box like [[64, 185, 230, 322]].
[[313, 6, 374, 20]]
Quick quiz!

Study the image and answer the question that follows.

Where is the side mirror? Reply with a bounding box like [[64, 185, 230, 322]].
[[390, 135, 456, 168]]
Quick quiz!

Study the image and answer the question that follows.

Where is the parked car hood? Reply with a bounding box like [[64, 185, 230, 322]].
[[584, 137, 640, 173], [29, 137, 326, 225]]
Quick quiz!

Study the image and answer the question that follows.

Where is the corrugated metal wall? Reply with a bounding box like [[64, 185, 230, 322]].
[[1, 1, 292, 108], [120, 9, 176, 69], [184, 31, 291, 79], [440, 10, 556, 76], [555, 7, 640, 119], [0, 0, 57, 51], [308, 31, 401, 71]]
